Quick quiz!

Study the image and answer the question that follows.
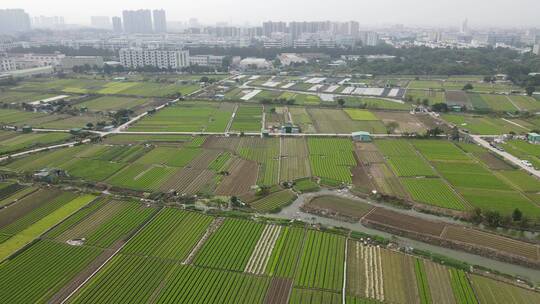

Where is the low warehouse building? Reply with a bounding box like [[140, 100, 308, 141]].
[[352, 131, 371, 142]]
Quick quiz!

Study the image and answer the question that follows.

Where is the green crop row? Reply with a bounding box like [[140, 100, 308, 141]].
[[193, 219, 264, 271], [295, 230, 345, 291], [122, 208, 212, 261]]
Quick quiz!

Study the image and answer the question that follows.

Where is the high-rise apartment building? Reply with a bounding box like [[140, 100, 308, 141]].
[[119, 48, 190, 70], [153, 10, 167, 33], [0, 9, 31, 34], [112, 17, 122, 33], [122, 10, 153, 34]]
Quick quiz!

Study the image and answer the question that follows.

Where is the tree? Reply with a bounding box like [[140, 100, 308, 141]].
[[512, 208, 523, 221], [483, 75, 494, 83], [425, 127, 443, 137], [385, 122, 399, 134], [86, 122, 94, 129], [525, 86, 535, 96], [431, 103, 448, 113], [200, 76, 210, 83], [484, 210, 502, 227], [463, 83, 474, 91], [337, 98, 345, 107]]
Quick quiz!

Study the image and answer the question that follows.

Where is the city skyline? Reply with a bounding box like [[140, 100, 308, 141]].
[[1, 0, 540, 28]]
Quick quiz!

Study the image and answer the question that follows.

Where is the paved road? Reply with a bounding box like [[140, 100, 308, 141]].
[[471, 135, 540, 179]]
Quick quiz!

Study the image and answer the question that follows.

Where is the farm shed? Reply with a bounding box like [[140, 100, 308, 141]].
[[352, 131, 372, 142], [527, 132, 540, 144]]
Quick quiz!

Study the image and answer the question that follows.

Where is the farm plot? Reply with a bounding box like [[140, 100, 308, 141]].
[[155, 265, 271, 304], [280, 137, 311, 182], [433, 160, 513, 190], [289, 107, 316, 133], [0, 193, 95, 261], [412, 140, 470, 161], [250, 190, 297, 213], [508, 95, 540, 111], [405, 89, 445, 104], [106, 163, 177, 191], [449, 269, 478, 304], [69, 255, 176, 304], [376, 140, 436, 177], [445, 91, 471, 107], [104, 134, 192, 145], [441, 114, 527, 135], [0, 183, 34, 207], [3, 144, 89, 172], [264, 277, 293, 304], [75, 96, 148, 112], [60, 158, 126, 181], [129, 102, 232, 132], [308, 108, 386, 134], [0, 91, 56, 104], [401, 178, 467, 210], [479, 94, 518, 112], [49, 199, 156, 248], [238, 137, 280, 186], [363, 207, 446, 237], [368, 163, 408, 198], [215, 157, 258, 195], [0, 189, 78, 235], [497, 170, 540, 192], [424, 261, 457, 304], [344, 109, 379, 121], [469, 274, 540, 304], [0, 131, 71, 155], [295, 230, 345, 291], [265, 226, 305, 278], [244, 225, 282, 275], [0, 240, 101, 304], [380, 249, 420, 304], [372, 111, 428, 134], [136, 146, 201, 167], [307, 138, 356, 184], [306, 195, 374, 221], [289, 289, 341, 304], [194, 218, 265, 271], [346, 241, 384, 302], [230, 105, 263, 132], [443, 226, 539, 262], [460, 187, 540, 217], [160, 167, 216, 194], [122, 209, 212, 261], [414, 259, 431, 304]]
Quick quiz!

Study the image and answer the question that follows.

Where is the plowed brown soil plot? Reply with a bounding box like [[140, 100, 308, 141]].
[[264, 277, 293, 304], [188, 149, 221, 169], [306, 195, 374, 221], [351, 165, 375, 190], [201, 136, 240, 152], [355, 142, 385, 164], [477, 152, 513, 170], [160, 168, 215, 194], [443, 226, 540, 261], [445, 91, 470, 107], [373, 111, 427, 134], [364, 207, 446, 237], [215, 158, 258, 195]]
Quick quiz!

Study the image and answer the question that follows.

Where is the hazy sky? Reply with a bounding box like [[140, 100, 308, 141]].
[[2, 0, 540, 28]]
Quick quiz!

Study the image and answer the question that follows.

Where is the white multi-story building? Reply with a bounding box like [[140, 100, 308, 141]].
[[189, 55, 225, 67], [533, 44, 540, 56], [0, 54, 16, 72], [119, 48, 190, 70]]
